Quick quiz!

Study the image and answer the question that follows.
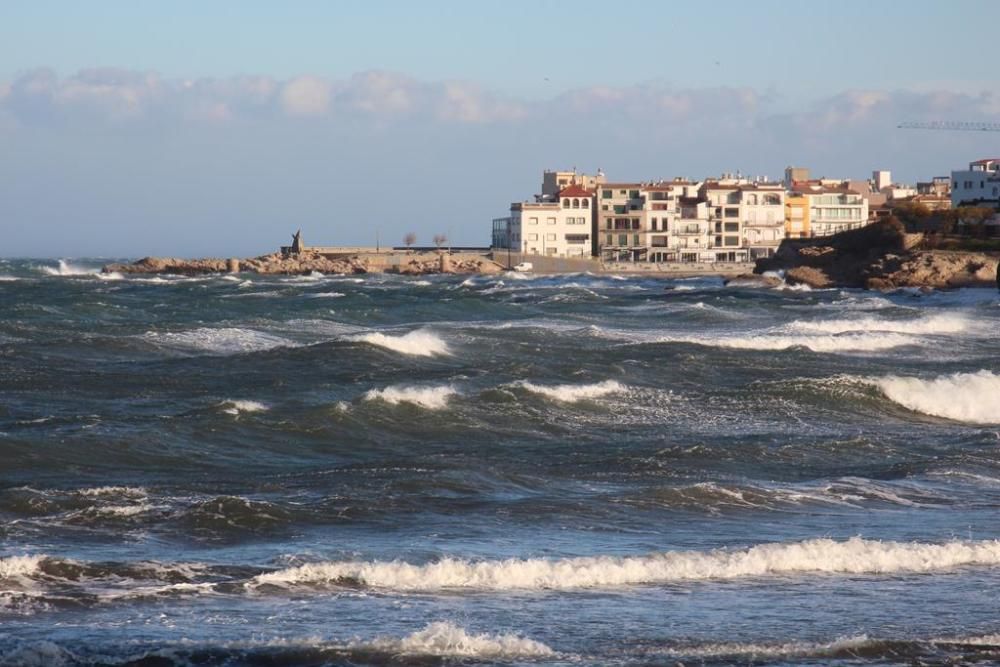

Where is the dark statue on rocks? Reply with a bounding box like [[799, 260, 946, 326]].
[[291, 230, 304, 255]]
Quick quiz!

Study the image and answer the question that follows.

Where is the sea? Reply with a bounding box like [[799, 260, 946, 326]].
[[1, 257, 999, 666]]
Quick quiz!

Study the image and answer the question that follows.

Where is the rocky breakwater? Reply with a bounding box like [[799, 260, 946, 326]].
[[103, 250, 505, 276], [754, 220, 999, 289]]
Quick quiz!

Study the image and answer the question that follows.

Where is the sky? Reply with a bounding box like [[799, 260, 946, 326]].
[[2, 0, 999, 257]]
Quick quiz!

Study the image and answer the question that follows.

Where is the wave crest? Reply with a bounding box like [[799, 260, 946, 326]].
[[358, 622, 554, 659], [876, 370, 1000, 424], [249, 537, 1000, 592], [787, 313, 969, 335], [353, 329, 451, 357], [142, 327, 295, 355], [364, 385, 457, 409], [517, 380, 625, 402]]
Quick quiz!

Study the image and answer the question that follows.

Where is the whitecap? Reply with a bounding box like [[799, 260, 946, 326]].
[[217, 400, 271, 416], [517, 380, 625, 402], [307, 292, 346, 299], [352, 329, 451, 357], [357, 622, 554, 659], [875, 370, 1000, 424], [250, 537, 1000, 592], [657, 332, 915, 353], [363, 385, 457, 410], [76, 486, 148, 499], [787, 313, 970, 336], [0, 555, 45, 580]]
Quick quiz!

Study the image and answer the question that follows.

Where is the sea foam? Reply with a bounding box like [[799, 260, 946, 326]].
[[662, 332, 916, 353], [353, 330, 451, 357], [875, 370, 1000, 424], [250, 537, 1000, 591], [364, 385, 457, 409], [357, 622, 555, 659], [787, 313, 970, 336], [143, 327, 295, 355], [518, 380, 625, 402]]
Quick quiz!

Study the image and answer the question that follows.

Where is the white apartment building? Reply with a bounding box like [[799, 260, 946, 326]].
[[505, 184, 594, 258], [739, 184, 786, 259], [951, 158, 1000, 207], [596, 183, 648, 261], [702, 182, 748, 262]]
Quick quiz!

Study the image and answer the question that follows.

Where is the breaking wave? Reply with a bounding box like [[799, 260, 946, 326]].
[[658, 332, 916, 353], [0, 555, 45, 580], [517, 380, 625, 402], [352, 329, 451, 357], [142, 327, 296, 355], [364, 384, 457, 409], [875, 370, 1000, 424], [249, 537, 1000, 592], [786, 313, 970, 335], [217, 400, 270, 415], [358, 622, 555, 659]]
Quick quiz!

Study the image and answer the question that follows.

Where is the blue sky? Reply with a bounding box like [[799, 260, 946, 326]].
[[2, 1, 999, 256]]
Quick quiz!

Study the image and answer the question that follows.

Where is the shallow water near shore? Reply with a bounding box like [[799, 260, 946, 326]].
[[2, 257, 1000, 665]]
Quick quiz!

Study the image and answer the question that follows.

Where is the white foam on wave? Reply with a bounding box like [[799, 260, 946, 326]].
[[0, 275, 21, 281], [518, 380, 625, 402], [96, 271, 124, 281], [357, 622, 555, 659], [143, 327, 296, 355], [787, 313, 970, 336], [39, 260, 98, 277], [352, 329, 451, 357], [76, 486, 148, 499], [364, 385, 457, 409], [307, 291, 345, 298], [218, 400, 270, 416], [658, 332, 916, 353], [250, 537, 1000, 592], [0, 555, 45, 580], [875, 370, 1000, 424]]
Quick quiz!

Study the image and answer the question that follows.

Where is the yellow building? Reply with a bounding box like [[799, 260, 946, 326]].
[[785, 195, 810, 238]]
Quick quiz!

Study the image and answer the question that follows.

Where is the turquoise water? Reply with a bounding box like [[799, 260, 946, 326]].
[[1, 258, 999, 665]]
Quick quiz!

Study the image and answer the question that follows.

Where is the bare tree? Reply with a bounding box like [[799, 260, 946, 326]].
[[433, 233, 447, 249], [403, 232, 417, 252]]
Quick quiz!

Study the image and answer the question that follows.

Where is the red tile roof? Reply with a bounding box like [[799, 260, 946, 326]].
[[558, 184, 595, 197]]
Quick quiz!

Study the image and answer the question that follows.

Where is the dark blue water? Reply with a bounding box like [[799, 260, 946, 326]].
[[2, 258, 1000, 666]]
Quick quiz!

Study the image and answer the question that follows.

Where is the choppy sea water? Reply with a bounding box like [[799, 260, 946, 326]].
[[1, 257, 1000, 666]]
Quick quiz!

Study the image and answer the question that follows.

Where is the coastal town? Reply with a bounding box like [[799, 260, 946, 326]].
[[490, 158, 1000, 265]]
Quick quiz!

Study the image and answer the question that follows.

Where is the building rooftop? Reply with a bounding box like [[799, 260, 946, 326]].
[[558, 184, 595, 197]]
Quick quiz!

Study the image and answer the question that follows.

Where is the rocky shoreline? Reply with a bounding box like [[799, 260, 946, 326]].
[[754, 220, 1000, 290], [102, 250, 505, 276]]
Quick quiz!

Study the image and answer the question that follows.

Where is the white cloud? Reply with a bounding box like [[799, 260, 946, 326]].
[[280, 76, 331, 117]]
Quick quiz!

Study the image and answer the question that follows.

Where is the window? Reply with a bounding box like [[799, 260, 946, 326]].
[[546, 233, 556, 241], [629, 190, 639, 199], [602, 205, 609, 211], [606, 234, 612, 245], [573, 198, 580, 208], [633, 234, 640, 246], [563, 198, 570, 207], [547, 217, 556, 225], [602, 190, 612, 199], [528, 233, 538, 241], [632, 218, 640, 229], [650, 218, 658, 231], [618, 234, 628, 246], [582, 199, 589, 208], [566, 234, 588, 244], [529, 217, 538, 225], [724, 222, 739, 232], [724, 235, 740, 246]]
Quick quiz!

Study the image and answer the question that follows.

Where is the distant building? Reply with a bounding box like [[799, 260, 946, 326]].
[[917, 176, 951, 197], [785, 194, 810, 238], [951, 158, 1000, 208], [791, 182, 869, 236], [504, 183, 595, 258], [784, 166, 810, 187], [541, 169, 606, 198], [873, 170, 892, 192], [596, 183, 648, 261]]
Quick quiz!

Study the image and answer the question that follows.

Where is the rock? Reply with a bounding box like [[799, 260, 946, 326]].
[[723, 273, 782, 288]]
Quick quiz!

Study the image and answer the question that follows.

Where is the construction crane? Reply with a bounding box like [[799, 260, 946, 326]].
[[898, 121, 1000, 131]]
